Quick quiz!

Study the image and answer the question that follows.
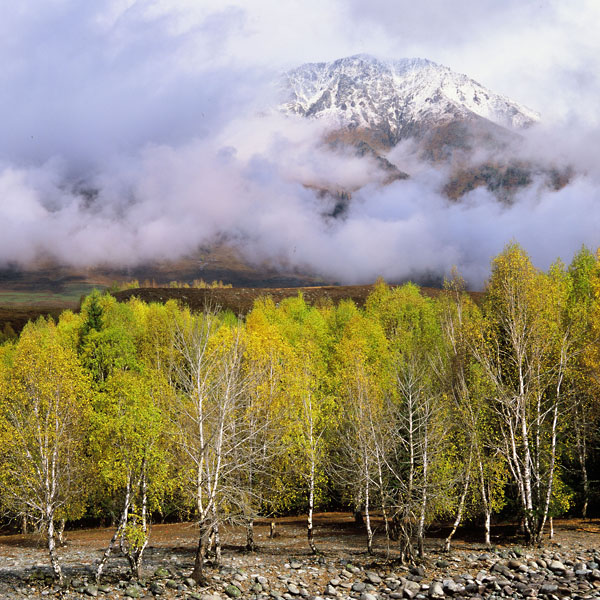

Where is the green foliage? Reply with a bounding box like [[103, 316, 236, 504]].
[[80, 289, 104, 337], [0, 322, 17, 344], [1, 244, 599, 562]]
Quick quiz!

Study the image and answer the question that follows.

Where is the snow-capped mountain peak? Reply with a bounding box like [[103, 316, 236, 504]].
[[281, 54, 539, 147]]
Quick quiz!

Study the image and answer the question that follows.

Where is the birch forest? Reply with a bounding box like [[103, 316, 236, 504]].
[[0, 243, 599, 584]]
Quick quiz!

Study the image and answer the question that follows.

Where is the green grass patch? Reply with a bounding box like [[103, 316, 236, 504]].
[[0, 283, 104, 307]]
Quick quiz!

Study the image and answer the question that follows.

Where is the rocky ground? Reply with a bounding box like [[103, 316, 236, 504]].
[[0, 514, 599, 600]]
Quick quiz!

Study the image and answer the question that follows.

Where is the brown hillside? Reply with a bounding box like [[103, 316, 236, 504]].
[[113, 284, 483, 316]]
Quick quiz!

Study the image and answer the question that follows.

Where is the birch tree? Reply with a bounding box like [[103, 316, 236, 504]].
[[567, 246, 600, 517], [170, 309, 253, 582], [440, 272, 507, 549], [242, 299, 293, 550], [367, 282, 450, 560], [332, 307, 391, 554], [91, 369, 170, 581], [0, 319, 90, 583], [273, 295, 334, 554], [473, 244, 572, 545]]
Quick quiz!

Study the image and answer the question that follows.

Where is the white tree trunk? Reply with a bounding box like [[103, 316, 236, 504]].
[[97, 476, 132, 582], [307, 455, 317, 554], [444, 452, 472, 552], [46, 510, 62, 583], [364, 465, 373, 554]]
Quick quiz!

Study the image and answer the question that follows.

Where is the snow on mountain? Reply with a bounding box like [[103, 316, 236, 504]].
[[281, 54, 540, 147]]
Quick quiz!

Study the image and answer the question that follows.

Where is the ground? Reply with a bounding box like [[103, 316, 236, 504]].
[[1, 514, 598, 599]]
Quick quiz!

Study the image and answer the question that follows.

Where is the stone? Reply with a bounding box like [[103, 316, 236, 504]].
[[290, 561, 302, 570], [442, 579, 463, 594], [225, 584, 242, 598], [124, 586, 141, 599], [429, 582, 444, 598], [404, 581, 421, 594], [558, 585, 573, 596], [549, 560, 566, 572], [185, 577, 198, 588], [366, 572, 382, 585], [360, 593, 377, 600], [84, 585, 99, 597], [352, 582, 367, 592], [288, 583, 300, 595], [154, 567, 170, 578], [149, 581, 164, 595], [324, 584, 338, 596]]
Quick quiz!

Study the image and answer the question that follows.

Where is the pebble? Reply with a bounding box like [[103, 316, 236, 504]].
[[225, 583, 242, 598], [429, 581, 444, 597], [124, 585, 141, 598], [324, 583, 338, 596]]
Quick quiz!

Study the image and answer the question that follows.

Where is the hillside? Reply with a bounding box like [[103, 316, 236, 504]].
[[113, 284, 483, 316]]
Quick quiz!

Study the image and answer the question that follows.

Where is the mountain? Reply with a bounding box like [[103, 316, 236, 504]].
[[279, 55, 561, 200], [281, 54, 539, 155]]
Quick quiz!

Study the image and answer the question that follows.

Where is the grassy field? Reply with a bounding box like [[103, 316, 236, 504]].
[[0, 283, 104, 308]]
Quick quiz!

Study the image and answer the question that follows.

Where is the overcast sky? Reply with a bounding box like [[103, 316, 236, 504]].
[[1, 1, 599, 285]]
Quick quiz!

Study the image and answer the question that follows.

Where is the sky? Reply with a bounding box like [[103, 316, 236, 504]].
[[1, 0, 599, 287]]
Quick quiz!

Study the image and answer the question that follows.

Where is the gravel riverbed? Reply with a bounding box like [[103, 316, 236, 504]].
[[1, 516, 598, 600]]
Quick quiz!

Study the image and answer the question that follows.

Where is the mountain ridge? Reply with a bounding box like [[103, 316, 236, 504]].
[[278, 54, 570, 203], [281, 54, 539, 150]]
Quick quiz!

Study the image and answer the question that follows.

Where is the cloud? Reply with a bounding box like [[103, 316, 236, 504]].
[[0, 1, 599, 289]]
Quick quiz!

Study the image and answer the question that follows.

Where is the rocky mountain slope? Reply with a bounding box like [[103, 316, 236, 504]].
[[280, 55, 558, 200]]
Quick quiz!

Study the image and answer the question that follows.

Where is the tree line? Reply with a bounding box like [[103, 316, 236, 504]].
[[0, 243, 598, 584]]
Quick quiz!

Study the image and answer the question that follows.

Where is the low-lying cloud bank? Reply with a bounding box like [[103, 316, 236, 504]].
[[2, 116, 599, 289]]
